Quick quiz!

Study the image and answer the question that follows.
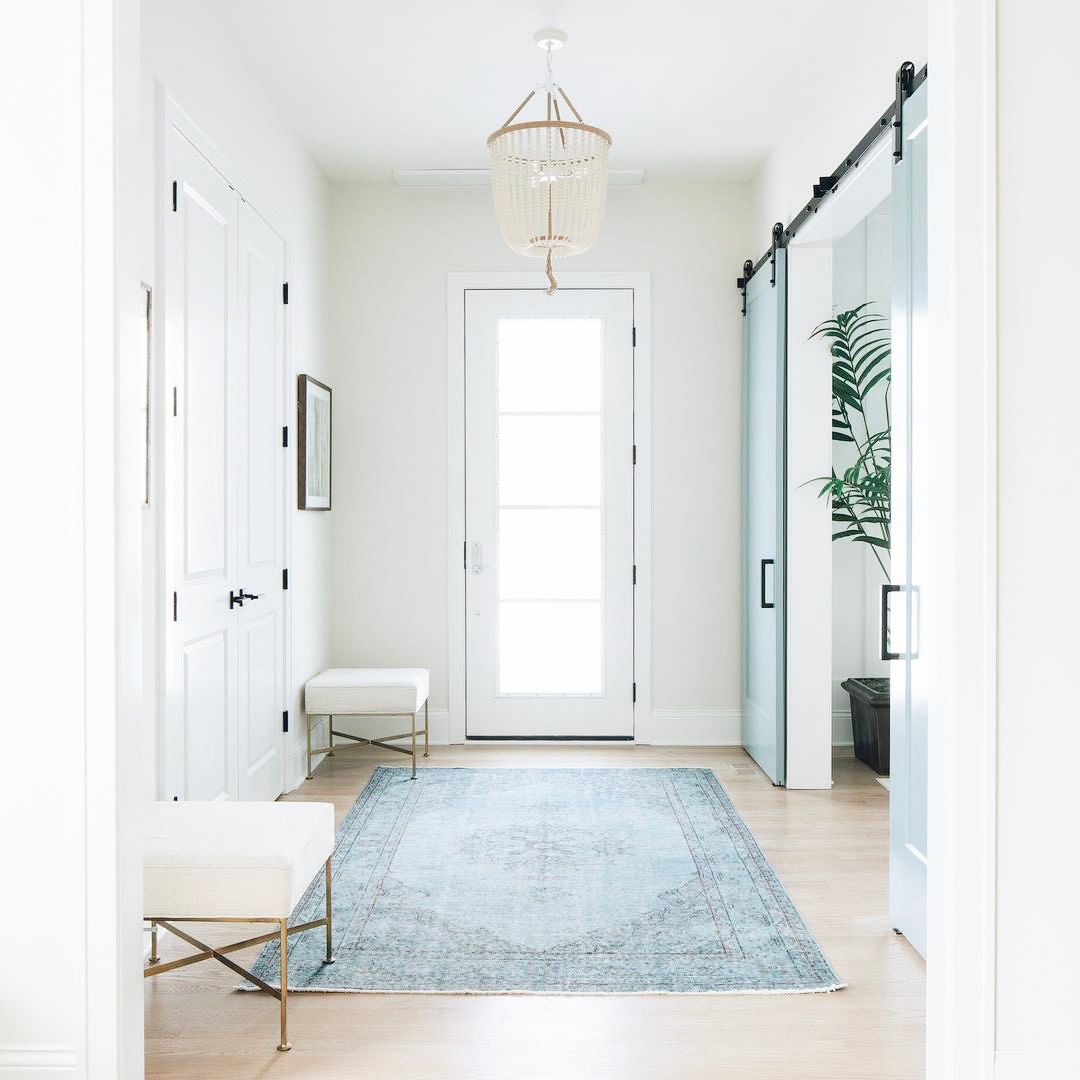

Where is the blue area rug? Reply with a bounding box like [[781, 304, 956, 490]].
[[247, 767, 843, 994]]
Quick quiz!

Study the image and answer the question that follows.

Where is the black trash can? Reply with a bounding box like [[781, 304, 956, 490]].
[[840, 677, 890, 775]]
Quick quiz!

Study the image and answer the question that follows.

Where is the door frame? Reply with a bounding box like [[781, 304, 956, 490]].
[[156, 92, 294, 799], [447, 272, 652, 744]]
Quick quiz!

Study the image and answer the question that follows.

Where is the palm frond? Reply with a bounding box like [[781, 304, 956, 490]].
[[807, 303, 892, 570]]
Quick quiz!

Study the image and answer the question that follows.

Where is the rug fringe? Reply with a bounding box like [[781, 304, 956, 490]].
[[236, 981, 848, 997]]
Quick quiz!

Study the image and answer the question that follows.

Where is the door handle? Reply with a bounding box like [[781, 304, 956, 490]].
[[881, 583, 901, 660], [229, 588, 262, 610], [470, 542, 483, 575], [760, 558, 775, 609]]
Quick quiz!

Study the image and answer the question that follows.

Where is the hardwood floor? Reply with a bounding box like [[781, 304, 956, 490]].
[[144, 746, 925, 1079]]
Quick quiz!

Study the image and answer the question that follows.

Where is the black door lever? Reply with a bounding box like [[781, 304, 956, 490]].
[[229, 588, 262, 610]]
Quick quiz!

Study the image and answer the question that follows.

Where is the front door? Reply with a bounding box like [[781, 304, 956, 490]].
[[464, 289, 635, 738]]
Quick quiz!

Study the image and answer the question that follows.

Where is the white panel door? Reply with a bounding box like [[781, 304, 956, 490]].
[[236, 201, 286, 801], [465, 289, 635, 738], [163, 133, 239, 802], [889, 79, 928, 957], [163, 128, 287, 802]]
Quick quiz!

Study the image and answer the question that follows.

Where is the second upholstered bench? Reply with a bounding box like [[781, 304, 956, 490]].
[[304, 667, 430, 780]]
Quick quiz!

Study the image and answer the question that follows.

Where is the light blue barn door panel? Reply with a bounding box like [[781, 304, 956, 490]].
[[741, 251, 787, 786], [889, 77, 928, 958]]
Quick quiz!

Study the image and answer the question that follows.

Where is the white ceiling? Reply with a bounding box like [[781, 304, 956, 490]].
[[210, 0, 927, 182]]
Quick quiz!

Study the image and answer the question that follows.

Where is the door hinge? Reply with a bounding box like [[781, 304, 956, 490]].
[[282, 425, 288, 448], [172, 591, 177, 622], [633, 565, 637, 586], [282, 567, 289, 591], [171, 180, 177, 212], [632, 682, 637, 703], [632, 444, 637, 466], [893, 61, 916, 162], [282, 710, 289, 733], [282, 282, 289, 305], [463, 541, 468, 570], [632, 325, 637, 347], [172, 386, 177, 417]]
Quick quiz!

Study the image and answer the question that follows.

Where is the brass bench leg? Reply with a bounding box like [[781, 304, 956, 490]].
[[424, 699, 429, 758], [410, 709, 417, 780], [324, 858, 335, 964], [149, 920, 159, 964], [305, 712, 313, 780], [278, 918, 290, 1051]]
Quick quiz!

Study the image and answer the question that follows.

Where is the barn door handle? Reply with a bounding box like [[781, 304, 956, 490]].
[[881, 584, 901, 660], [760, 559, 775, 609]]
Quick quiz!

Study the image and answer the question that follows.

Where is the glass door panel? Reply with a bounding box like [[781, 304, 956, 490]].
[[465, 289, 634, 736]]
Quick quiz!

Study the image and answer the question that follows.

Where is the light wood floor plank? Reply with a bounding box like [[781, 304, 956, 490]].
[[145, 745, 925, 1079]]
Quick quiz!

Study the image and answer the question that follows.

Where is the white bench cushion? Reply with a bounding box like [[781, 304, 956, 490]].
[[304, 667, 430, 716], [143, 801, 334, 920]]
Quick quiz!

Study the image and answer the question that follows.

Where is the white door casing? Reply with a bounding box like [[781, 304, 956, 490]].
[[464, 288, 636, 738], [163, 121, 287, 802]]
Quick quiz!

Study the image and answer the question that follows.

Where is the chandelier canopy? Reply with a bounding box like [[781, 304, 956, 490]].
[[487, 30, 611, 294]]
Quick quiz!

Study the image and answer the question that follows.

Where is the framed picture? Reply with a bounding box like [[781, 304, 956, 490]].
[[297, 374, 332, 510]]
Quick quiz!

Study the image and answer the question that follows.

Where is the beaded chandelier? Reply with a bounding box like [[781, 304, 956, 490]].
[[487, 30, 611, 294]]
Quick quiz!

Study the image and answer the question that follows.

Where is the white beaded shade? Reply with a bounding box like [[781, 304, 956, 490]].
[[487, 47, 612, 294], [488, 121, 610, 272]]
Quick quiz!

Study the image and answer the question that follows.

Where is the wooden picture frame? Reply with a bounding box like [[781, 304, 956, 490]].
[[297, 374, 332, 510]]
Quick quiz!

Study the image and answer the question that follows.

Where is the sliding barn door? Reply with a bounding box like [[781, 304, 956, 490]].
[[164, 126, 287, 803], [741, 253, 787, 785], [889, 78, 928, 957]]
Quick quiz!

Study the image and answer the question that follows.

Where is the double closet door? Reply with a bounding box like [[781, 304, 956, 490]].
[[163, 128, 287, 803]]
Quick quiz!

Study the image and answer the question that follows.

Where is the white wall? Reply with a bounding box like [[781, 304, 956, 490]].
[[328, 180, 751, 740], [0, 1, 141, 1072], [994, 0, 1080, 1071], [749, 24, 926, 248], [0, 5, 89, 1069], [829, 202, 891, 744], [139, 0, 333, 792]]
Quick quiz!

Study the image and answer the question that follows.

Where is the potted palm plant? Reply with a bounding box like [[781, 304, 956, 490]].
[[811, 304, 891, 775]]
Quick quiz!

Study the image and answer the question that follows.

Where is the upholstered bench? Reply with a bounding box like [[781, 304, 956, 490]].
[[142, 800, 335, 1051], [304, 667, 430, 780]]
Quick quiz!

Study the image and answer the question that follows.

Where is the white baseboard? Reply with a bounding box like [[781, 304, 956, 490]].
[[0, 1047, 78, 1076], [832, 707, 853, 747], [996, 1050, 1080, 1078], [649, 709, 741, 746]]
